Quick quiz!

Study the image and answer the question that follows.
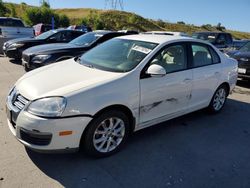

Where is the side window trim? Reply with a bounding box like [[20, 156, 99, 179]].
[[208, 46, 221, 64], [140, 42, 189, 79]]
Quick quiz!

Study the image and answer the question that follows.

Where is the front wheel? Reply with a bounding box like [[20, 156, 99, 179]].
[[207, 85, 228, 113], [82, 110, 130, 158]]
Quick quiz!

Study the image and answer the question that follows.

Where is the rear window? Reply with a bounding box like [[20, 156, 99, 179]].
[[0, 19, 25, 27]]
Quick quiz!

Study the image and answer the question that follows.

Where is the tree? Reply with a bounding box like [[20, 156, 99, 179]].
[[40, 0, 50, 8], [8, 4, 17, 17], [0, 0, 9, 16], [216, 22, 226, 31], [177, 21, 185, 25], [23, 5, 70, 27], [81, 11, 104, 30]]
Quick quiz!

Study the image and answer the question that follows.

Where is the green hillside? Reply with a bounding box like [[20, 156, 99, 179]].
[[55, 8, 250, 39], [3, 2, 250, 39]]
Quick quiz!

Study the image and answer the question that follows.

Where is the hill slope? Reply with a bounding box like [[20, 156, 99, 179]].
[[3, 2, 250, 39], [54, 8, 250, 39]]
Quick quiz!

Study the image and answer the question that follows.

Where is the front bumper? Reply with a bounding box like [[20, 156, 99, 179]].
[[238, 73, 250, 80], [6, 94, 92, 152], [22, 59, 45, 71], [4, 48, 22, 59]]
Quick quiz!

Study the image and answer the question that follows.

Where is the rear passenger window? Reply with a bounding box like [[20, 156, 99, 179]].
[[209, 47, 221, 64], [191, 44, 213, 67]]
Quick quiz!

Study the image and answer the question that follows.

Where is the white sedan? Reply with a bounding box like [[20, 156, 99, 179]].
[[6, 35, 238, 157]]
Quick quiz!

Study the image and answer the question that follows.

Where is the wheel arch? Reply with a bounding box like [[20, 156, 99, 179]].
[[79, 104, 136, 149], [219, 82, 230, 96]]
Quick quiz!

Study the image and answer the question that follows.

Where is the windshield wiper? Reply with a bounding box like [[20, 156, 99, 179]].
[[82, 63, 95, 69]]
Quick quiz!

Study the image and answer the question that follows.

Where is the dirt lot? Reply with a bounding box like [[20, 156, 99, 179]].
[[0, 56, 250, 188]]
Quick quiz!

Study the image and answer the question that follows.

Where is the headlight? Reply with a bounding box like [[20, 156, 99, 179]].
[[240, 58, 249, 62], [32, 55, 51, 63], [27, 97, 67, 117], [9, 43, 24, 49]]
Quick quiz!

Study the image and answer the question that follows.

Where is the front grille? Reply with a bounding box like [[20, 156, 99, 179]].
[[20, 128, 52, 146], [7, 89, 30, 127], [13, 95, 29, 111]]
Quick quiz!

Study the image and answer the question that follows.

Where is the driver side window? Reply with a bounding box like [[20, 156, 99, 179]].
[[150, 44, 187, 73]]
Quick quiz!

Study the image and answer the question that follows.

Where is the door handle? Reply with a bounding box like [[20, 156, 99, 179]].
[[183, 78, 192, 83], [214, 72, 220, 77]]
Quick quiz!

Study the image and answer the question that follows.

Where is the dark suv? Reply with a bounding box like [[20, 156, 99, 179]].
[[227, 41, 250, 81], [192, 32, 233, 52]]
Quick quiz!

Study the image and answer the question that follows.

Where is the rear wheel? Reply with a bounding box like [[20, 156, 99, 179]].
[[82, 110, 130, 158], [207, 85, 228, 113]]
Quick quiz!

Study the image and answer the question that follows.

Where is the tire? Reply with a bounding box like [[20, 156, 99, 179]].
[[24, 64, 30, 72], [207, 85, 228, 113], [82, 110, 130, 158]]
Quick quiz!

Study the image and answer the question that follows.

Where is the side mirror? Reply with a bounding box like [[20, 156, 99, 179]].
[[146, 64, 166, 77]]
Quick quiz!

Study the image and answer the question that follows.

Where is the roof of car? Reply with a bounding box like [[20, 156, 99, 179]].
[[0, 17, 22, 20], [193, 31, 230, 34], [144, 31, 188, 36], [117, 34, 194, 44], [54, 28, 84, 33]]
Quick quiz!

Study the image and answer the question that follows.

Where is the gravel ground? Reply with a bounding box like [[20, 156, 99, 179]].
[[0, 57, 250, 188]]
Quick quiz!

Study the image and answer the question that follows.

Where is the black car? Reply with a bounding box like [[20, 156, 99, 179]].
[[22, 31, 135, 71], [192, 32, 233, 52], [3, 29, 85, 60], [232, 39, 250, 50], [227, 41, 250, 81]]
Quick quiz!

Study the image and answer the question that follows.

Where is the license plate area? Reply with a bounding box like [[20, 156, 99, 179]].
[[238, 68, 246, 74]]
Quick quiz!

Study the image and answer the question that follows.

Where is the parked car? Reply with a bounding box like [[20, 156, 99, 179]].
[[227, 41, 250, 81], [0, 17, 34, 54], [6, 35, 237, 157], [232, 39, 250, 50], [144, 31, 189, 37], [67, 25, 92, 33], [3, 29, 85, 60], [22, 31, 134, 71], [33, 23, 55, 36], [192, 32, 233, 52]]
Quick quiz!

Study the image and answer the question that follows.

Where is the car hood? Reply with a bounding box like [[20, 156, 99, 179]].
[[24, 43, 76, 54], [15, 59, 124, 100], [6, 37, 41, 44], [232, 51, 250, 59]]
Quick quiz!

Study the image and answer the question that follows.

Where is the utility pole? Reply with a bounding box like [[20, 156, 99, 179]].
[[105, 0, 124, 10]]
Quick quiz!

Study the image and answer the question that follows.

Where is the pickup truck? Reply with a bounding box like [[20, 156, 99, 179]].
[[192, 32, 233, 52], [0, 17, 34, 54]]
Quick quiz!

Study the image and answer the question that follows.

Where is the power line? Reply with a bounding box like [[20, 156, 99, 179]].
[[105, 0, 124, 10]]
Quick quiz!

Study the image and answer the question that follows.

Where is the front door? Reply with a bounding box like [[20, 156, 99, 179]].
[[139, 43, 193, 124]]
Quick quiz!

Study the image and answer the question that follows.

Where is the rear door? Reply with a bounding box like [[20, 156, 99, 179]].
[[188, 42, 222, 110]]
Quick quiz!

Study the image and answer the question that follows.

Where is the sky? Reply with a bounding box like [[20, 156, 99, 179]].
[[4, 0, 250, 32]]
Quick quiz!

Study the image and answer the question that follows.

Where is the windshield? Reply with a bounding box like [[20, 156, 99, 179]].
[[192, 33, 217, 43], [70, 32, 102, 46], [35, 30, 57, 39], [80, 38, 158, 72], [239, 42, 250, 52], [0, 19, 25, 27]]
